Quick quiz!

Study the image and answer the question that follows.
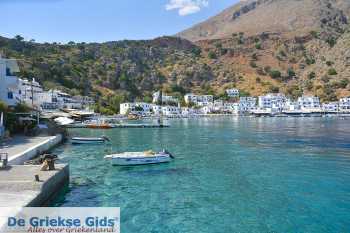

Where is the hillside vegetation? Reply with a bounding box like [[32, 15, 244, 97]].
[[1, 0, 349, 113]]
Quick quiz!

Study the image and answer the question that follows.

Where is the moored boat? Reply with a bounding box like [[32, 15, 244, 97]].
[[104, 150, 174, 166], [71, 136, 110, 144], [86, 123, 114, 129]]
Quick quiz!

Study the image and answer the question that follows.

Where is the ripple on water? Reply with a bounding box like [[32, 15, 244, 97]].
[[53, 118, 350, 233]]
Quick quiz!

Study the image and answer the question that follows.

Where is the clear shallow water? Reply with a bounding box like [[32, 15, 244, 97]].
[[52, 117, 350, 233]]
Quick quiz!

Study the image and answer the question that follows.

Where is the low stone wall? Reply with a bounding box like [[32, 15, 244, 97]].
[[8, 134, 63, 165], [26, 164, 69, 207]]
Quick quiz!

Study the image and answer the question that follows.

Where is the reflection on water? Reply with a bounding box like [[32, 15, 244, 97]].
[[52, 117, 350, 233]]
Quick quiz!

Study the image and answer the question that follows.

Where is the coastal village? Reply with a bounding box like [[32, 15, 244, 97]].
[[1, 55, 350, 137], [1, 55, 349, 211]]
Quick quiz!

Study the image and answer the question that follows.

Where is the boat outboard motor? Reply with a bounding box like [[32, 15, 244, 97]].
[[102, 136, 110, 142], [163, 149, 175, 159]]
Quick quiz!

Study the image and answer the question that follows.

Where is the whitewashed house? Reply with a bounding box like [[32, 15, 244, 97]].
[[283, 100, 301, 112], [258, 93, 286, 113], [181, 107, 197, 116], [152, 91, 178, 104], [200, 105, 214, 114], [239, 97, 257, 113], [162, 106, 181, 116], [322, 102, 339, 113], [120, 102, 153, 115], [339, 97, 350, 112], [0, 56, 21, 106], [297, 96, 321, 112], [18, 78, 43, 108], [226, 89, 240, 98], [152, 105, 162, 116], [184, 94, 213, 106], [223, 102, 237, 114]]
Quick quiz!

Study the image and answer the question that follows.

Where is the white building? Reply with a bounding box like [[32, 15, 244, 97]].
[[152, 91, 178, 104], [283, 100, 301, 112], [339, 97, 350, 112], [200, 105, 214, 114], [322, 102, 339, 113], [297, 96, 321, 112], [226, 89, 240, 98], [18, 78, 43, 107], [184, 94, 213, 106], [181, 107, 197, 116], [120, 102, 153, 115], [223, 103, 237, 114], [238, 97, 257, 113], [0, 112, 4, 138], [0, 56, 21, 106], [162, 106, 181, 116], [258, 93, 286, 112]]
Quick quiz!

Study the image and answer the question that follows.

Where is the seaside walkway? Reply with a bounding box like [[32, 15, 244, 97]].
[[0, 135, 62, 165], [0, 164, 69, 207]]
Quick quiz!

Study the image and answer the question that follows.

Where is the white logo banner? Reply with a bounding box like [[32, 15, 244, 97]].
[[0, 207, 120, 233]]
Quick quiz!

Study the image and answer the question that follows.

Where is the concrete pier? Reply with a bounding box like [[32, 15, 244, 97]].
[[0, 134, 69, 208], [0, 164, 69, 207], [0, 134, 63, 165]]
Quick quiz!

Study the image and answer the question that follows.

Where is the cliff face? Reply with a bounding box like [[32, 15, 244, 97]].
[[178, 0, 350, 41]]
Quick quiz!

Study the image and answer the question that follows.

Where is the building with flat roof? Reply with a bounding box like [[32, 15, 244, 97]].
[[0, 56, 21, 106]]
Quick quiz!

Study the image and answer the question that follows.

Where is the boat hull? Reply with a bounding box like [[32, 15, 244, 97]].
[[71, 138, 106, 144], [86, 124, 113, 129], [110, 155, 171, 166]]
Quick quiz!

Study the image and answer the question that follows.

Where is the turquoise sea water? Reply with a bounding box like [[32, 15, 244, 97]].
[[52, 117, 350, 233]]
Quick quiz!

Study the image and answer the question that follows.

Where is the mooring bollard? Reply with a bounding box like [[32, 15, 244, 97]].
[[34, 174, 40, 182]]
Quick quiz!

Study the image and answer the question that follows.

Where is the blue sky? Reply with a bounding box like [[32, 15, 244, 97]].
[[0, 0, 238, 43]]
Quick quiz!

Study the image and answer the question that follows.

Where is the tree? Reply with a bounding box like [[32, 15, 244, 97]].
[[269, 70, 281, 79], [339, 78, 349, 88], [208, 51, 217, 59], [255, 43, 262, 50], [308, 72, 316, 80], [328, 68, 337, 76], [14, 35, 24, 41], [287, 68, 296, 78], [326, 37, 337, 47]]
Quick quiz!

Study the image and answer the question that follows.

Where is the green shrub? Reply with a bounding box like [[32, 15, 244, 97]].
[[308, 71, 316, 80], [305, 80, 313, 91], [287, 68, 296, 78], [326, 61, 334, 66], [255, 43, 262, 50], [250, 61, 257, 68], [310, 31, 319, 38], [339, 78, 349, 88], [208, 51, 217, 59], [268, 85, 279, 93], [305, 57, 316, 65], [269, 70, 282, 79], [328, 68, 337, 76], [326, 37, 337, 47]]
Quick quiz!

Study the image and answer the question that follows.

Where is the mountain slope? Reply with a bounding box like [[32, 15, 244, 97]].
[[0, 0, 350, 114], [178, 0, 350, 41]]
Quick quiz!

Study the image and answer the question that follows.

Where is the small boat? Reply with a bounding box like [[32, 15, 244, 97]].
[[54, 117, 74, 126], [86, 123, 114, 129], [104, 150, 174, 166], [71, 136, 110, 144]]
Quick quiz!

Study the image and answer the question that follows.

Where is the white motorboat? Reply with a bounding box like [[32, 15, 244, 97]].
[[54, 117, 74, 126], [71, 136, 110, 144], [104, 150, 174, 166]]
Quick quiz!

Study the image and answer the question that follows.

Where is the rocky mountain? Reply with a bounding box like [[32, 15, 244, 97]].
[[0, 0, 349, 114], [178, 0, 350, 41]]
